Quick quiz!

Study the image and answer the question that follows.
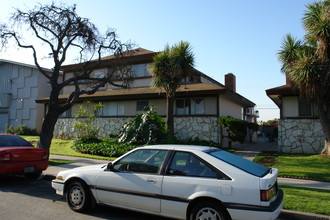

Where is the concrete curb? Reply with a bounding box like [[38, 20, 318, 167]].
[[280, 210, 330, 220]]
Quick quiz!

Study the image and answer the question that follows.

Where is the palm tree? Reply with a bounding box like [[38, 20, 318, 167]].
[[278, 0, 330, 155], [149, 41, 195, 137]]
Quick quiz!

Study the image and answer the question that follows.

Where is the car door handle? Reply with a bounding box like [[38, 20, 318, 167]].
[[147, 177, 156, 184]]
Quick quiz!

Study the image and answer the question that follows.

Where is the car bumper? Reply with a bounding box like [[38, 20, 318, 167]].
[[0, 160, 48, 175], [52, 180, 65, 196], [227, 189, 284, 220]]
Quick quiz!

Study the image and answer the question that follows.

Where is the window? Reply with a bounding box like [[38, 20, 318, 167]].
[[176, 98, 205, 115], [74, 72, 88, 83], [299, 100, 319, 117], [131, 63, 150, 77], [136, 101, 149, 111], [102, 102, 124, 116], [167, 151, 218, 178], [113, 149, 169, 174], [209, 150, 268, 177], [93, 70, 105, 78], [0, 135, 33, 147], [191, 98, 204, 114], [60, 108, 72, 118], [176, 99, 190, 115]]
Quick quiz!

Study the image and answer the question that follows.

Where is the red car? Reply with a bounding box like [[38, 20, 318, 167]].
[[0, 134, 48, 177]]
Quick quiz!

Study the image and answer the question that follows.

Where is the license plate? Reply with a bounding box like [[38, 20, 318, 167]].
[[24, 166, 35, 173]]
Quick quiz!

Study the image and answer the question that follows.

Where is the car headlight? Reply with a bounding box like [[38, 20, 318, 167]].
[[56, 175, 64, 180]]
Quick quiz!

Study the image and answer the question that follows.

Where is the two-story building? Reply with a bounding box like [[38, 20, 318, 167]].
[[37, 48, 257, 145], [0, 59, 51, 133]]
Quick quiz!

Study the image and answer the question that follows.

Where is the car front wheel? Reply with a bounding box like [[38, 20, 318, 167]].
[[190, 201, 230, 220], [66, 181, 91, 212]]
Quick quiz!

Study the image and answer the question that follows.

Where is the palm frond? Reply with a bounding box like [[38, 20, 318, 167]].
[[303, 1, 330, 40], [149, 41, 195, 97], [278, 34, 304, 73]]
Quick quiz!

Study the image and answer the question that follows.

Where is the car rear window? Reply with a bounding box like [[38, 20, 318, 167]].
[[208, 150, 270, 177], [0, 135, 33, 147]]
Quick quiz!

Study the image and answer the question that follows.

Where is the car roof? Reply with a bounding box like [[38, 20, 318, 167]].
[[141, 144, 217, 152]]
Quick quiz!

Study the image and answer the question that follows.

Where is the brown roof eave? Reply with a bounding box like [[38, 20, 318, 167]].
[[221, 90, 255, 107], [266, 85, 299, 107], [266, 85, 298, 96], [35, 83, 254, 107], [36, 89, 223, 104]]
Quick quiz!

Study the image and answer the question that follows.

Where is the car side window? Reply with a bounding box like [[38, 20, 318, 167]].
[[113, 149, 168, 174], [167, 151, 218, 178]]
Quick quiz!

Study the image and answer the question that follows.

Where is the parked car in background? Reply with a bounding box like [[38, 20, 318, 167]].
[[0, 134, 48, 177], [52, 145, 283, 220]]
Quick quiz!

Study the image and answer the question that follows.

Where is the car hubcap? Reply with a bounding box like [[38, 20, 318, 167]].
[[70, 186, 84, 207], [196, 207, 221, 220]]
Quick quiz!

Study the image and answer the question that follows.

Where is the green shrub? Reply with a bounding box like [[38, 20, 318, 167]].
[[72, 137, 137, 157], [184, 137, 219, 147], [73, 101, 102, 141], [5, 125, 37, 135], [219, 116, 248, 143], [157, 136, 218, 147], [118, 106, 168, 145]]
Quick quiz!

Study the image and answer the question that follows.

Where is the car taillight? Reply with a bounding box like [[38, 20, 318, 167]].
[[0, 153, 11, 162], [260, 183, 277, 201], [42, 151, 47, 160]]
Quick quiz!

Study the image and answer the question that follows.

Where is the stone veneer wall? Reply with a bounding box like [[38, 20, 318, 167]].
[[53, 117, 131, 140], [174, 116, 219, 143], [54, 116, 220, 143], [278, 119, 324, 154]]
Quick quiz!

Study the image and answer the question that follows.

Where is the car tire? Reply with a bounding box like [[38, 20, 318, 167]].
[[66, 181, 91, 212], [189, 201, 230, 220], [25, 171, 42, 179]]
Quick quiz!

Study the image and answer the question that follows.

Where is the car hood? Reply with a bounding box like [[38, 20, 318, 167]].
[[72, 164, 108, 171], [58, 163, 108, 178]]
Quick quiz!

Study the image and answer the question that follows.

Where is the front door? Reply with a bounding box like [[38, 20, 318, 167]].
[[95, 149, 169, 213]]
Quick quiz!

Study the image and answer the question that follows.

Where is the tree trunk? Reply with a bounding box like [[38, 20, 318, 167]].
[[38, 107, 59, 159], [37, 87, 61, 159], [166, 96, 175, 138], [318, 103, 330, 155]]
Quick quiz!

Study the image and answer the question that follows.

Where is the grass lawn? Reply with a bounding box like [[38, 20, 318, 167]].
[[280, 185, 330, 216], [48, 159, 74, 166], [254, 152, 330, 181], [21, 135, 115, 161]]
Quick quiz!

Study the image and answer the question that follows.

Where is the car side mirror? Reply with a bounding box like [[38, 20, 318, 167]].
[[106, 162, 114, 171]]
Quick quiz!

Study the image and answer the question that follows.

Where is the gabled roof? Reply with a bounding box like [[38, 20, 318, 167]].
[[266, 84, 298, 107], [100, 48, 156, 60]]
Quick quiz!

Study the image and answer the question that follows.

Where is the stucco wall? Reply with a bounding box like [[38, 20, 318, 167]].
[[54, 116, 220, 143], [219, 96, 242, 119], [278, 119, 323, 154]]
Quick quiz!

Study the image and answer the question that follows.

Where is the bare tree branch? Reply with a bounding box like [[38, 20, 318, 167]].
[[0, 2, 133, 154]]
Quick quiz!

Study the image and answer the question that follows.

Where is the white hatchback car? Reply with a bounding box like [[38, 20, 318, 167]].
[[52, 145, 283, 220]]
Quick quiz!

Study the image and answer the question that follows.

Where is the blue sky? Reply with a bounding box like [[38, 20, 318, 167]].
[[0, 0, 315, 121]]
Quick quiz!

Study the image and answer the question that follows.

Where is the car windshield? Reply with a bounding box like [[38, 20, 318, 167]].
[[207, 150, 270, 177], [0, 135, 33, 147]]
